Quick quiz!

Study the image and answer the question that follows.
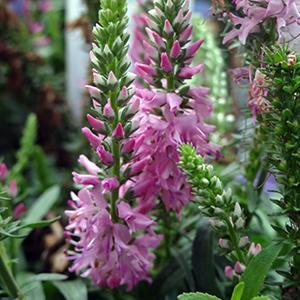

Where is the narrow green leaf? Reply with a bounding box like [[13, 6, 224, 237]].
[[241, 243, 282, 300], [26, 273, 67, 282], [20, 216, 61, 229], [20, 186, 60, 240], [178, 292, 221, 300], [251, 297, 270, 300], [51, 280, 87, 300], [231, 282, 245, 300]]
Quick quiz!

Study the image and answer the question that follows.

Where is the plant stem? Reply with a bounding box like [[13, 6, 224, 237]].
[[226, 219, 246, 264], [0, 243, 22, 299], [111, 138, 120, 221]]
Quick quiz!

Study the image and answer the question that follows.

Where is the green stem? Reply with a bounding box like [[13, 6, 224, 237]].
[[111, 138, 120, 221], [0, 243, 22, 299], [226, 219, 246, 264]]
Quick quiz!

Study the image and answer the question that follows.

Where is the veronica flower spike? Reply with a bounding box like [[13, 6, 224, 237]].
[[131, 0, 219, 214], [65, 0, 161, 290]]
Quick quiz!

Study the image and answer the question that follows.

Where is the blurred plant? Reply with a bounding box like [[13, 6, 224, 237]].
[[0, 0, 73, 166], [190, 16, 234, 138]]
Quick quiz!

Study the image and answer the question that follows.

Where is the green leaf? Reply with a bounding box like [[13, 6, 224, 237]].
[[20, 216, 61, 229], [241, 243, 282, 300], [231, 282, 245, 300], [51, 280, 87, 300], [17, 273, 46, 300], [178, 292, 221, 300], [26, 273, 67, 282], [22, 185, 60, 231], [251, 297, 270, 300]]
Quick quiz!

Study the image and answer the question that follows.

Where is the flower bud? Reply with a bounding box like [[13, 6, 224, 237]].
[[102, 177, 119, 192], [113, 123, 125, 139], [9, 180, 17, 197], [0, 163, 8, 181], [235, 217, 245, 229], [234, 261, 245, 274], [239, 236, 249, 247], [219, 238, 229, 249], [248, 243, 262, 256], [87, 114, 104, 131], [82, 127, 101, 149], [161, 52, 172, 72], [78, 154, 100, 175], [163, 20, 173, 34], [224, 266, 234, 280], [103, 99, 114, 118], [107, 71, 118, 86], [233, 202, 242, 218], [170, 40, 181, 58], [85, 85, 101, 99], [178, 64, 204, 79], [96, 145, 113, 165]]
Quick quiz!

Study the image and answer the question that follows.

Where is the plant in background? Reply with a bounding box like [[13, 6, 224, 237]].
[[65, 0, 162, 290], [190, 16, 234, 138], [179, 144, 283, 300], [179, 144, 260, 275], [257, 46, 300, 297]]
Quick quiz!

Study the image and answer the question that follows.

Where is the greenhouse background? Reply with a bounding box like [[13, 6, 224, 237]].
[[0, 0, 300, 300]]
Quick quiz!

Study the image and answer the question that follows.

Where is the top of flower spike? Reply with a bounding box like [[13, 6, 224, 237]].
[[135, 0, 205, 90]]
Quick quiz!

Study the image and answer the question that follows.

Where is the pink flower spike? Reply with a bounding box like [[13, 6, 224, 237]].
[[178, 64, 204, 79], [180, 25, 193, 41], [161, 53, 172, 73], [87, 114, 104, 131], [234, 261, 245, 274], [186, 39, 204, 57], [96, 145, 113, 165], [135, 63, 156, 76], [78, 154, 100, 175], [85, 85, 101, 99], [102, 177, 119, 193], [224, 266, 234, 280], [113, 123, 125, 139], [13, 203, 26, 219], [82, 127, 101, 149], [163, 20, 173, 34], [0, 163, 8, 181], [9, 180, 18, 197], [130, 156, 151, 175], [170, 40, 181, 58]]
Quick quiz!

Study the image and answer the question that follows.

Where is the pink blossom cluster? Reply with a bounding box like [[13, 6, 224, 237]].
[[224, 0, 300, 44], [66, 157, 161, 289], [130, 0, 220, 214]]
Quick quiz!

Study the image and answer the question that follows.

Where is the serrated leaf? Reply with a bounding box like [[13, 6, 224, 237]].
[[241, 243, 282, 300], [51, 280, 87, 300], [178, 292, 221, 300], [231, 282, 245, 300]]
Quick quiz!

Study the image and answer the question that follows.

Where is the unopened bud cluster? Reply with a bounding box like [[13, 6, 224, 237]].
[[179, 144, 262, 271]]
